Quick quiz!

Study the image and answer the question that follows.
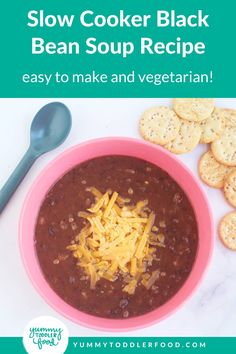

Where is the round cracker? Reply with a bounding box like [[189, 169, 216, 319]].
[[223, 108, 236, 127], [165, 120, 201, 154], [139, 106, 180, 145], [224, 170, 236, 207], [199, 151, 235, 188], [211, 127, 236, 166], [173, 98, 215, 122], [219, 211, 236, 251], [199, 108, 226, 144]]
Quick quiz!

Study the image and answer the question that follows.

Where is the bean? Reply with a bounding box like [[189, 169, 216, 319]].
[[48, 224, 57, 235], [119, 298, 128, 309]]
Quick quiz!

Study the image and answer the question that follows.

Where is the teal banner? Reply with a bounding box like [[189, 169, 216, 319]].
[[0, 0, 235, 97], [0, 337, 236, 354]]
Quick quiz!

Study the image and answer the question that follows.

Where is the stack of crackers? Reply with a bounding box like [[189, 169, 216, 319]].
[[139, 98, 236, 251]]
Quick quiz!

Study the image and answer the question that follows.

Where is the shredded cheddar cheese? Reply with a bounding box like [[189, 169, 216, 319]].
[[67, 188, 164, 294]]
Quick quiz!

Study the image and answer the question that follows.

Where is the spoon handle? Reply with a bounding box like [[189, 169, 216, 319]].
[[0, 148, 37, 214]]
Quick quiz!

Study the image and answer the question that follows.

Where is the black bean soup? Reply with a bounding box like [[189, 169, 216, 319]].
[[35, 156, 198, 319]]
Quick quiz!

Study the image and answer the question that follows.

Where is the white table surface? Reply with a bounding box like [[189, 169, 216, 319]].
[[0, 98, 236, 337]]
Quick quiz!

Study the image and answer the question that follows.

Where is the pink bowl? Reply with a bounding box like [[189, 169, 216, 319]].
[[19, 137, 213, 331]]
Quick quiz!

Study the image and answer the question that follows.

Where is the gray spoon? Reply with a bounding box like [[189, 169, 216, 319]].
[[0, 102, 72, 214]]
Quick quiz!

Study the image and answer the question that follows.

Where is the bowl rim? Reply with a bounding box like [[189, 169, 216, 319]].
[[19, 137, 214, 332]]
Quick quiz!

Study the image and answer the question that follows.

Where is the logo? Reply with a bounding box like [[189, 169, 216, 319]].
[[23, 316, 69, 354]]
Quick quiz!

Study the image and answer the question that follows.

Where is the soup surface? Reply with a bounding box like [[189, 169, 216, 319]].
[[35, 156, 198, 318]]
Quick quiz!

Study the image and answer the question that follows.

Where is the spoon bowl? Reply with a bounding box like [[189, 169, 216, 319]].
[[30, 102, 72, 155]]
